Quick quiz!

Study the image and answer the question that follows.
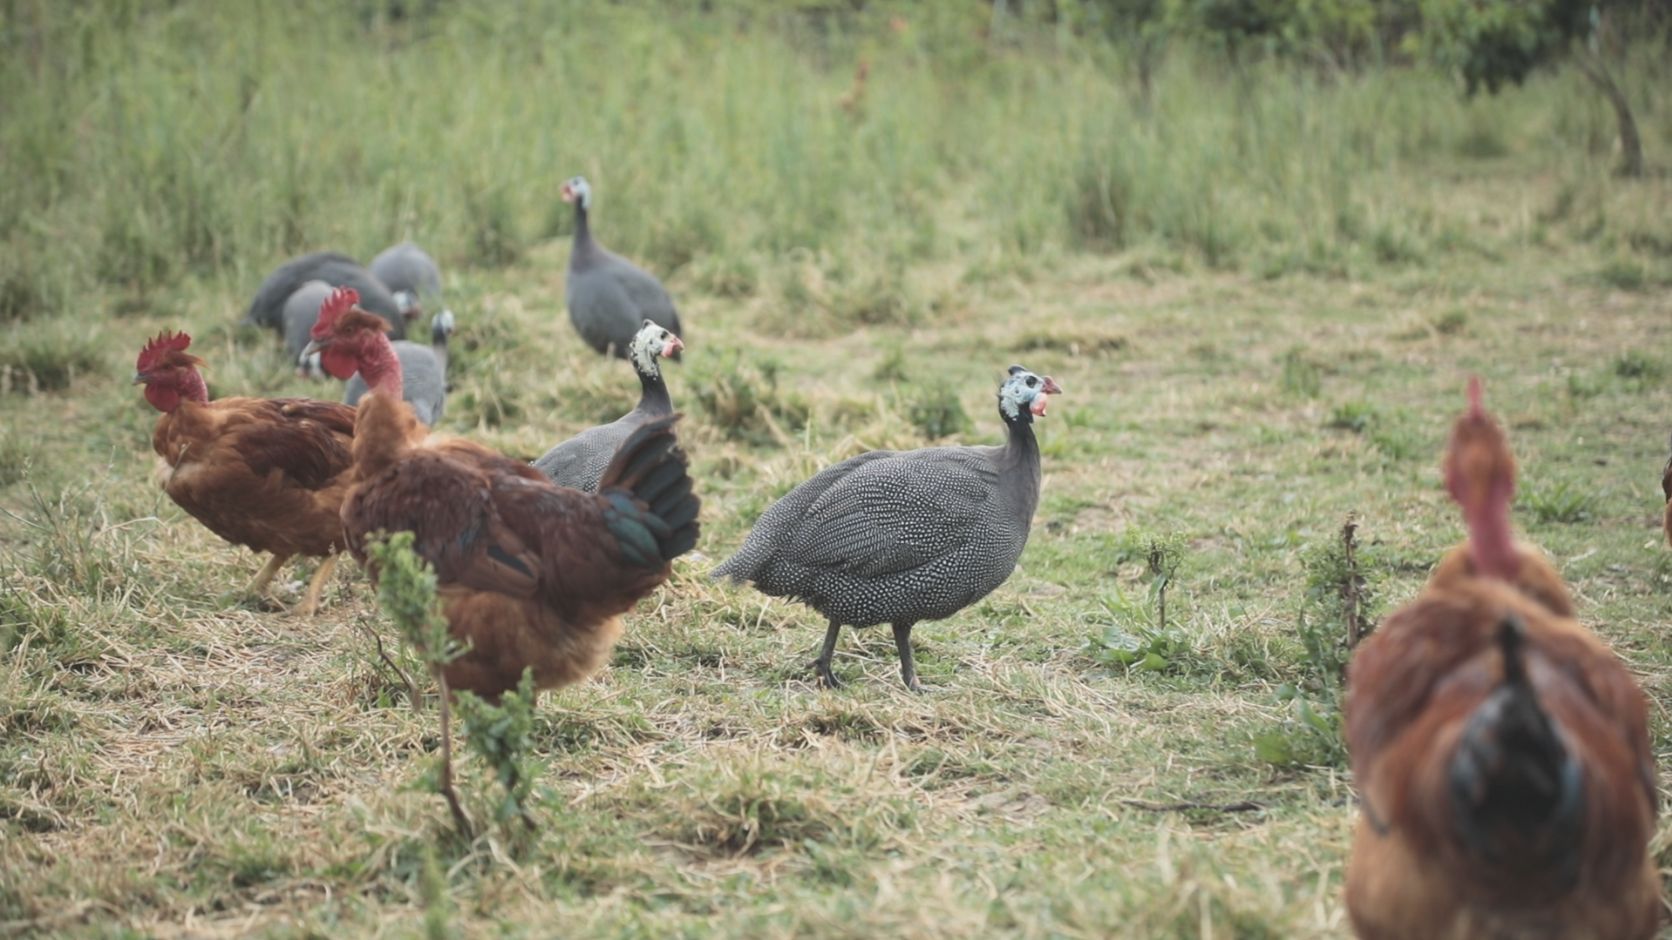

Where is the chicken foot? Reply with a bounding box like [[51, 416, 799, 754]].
[[295, 555, 338, 618], [244, 553, 290, 605]]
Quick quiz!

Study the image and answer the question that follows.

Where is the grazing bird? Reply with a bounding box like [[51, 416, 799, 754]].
[[1343, 380, 1660, 940], [559, 176, 683, 358], [1661, 432, 1671, 546], [369, 241, 449, 323], [1425, 378, 1573, 617], [283, 280, 336, 372], [245, 251, 407, 339], [714, 366, 1062, 691], [135, 331, 356, 616], [534, 320, 683, 492], [342, 309, 455, 427], [303, 287, 700, 700]]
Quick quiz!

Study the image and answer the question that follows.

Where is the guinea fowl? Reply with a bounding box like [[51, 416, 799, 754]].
[[246, 251, 407, 339], [342, 309, 455, 427], [369, 241, 450, 323], [303, 287, 700, 701], [534, 320, 683, 492], [283, 281, 336, 371], [714, 366, 1062, 690], [560, 176, 683, 357]]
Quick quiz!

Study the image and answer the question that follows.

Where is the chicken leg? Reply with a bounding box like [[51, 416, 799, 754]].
[[245, 553, 289, 601], [296, 555, 338, 618]]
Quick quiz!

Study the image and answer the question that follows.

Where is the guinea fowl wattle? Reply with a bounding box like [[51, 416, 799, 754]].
[[714, 365, 1062, 691], [560, 176, 683, 358], [534, 319, 683, 492]]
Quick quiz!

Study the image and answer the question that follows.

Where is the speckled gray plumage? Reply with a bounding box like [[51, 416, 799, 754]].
[[534, 322, 679, 492], [714, 366, 1060, 689], [369, 242, 444, 317], [344, 336, 448, 427], [562, 178, 682, 357], [246, 251, 406, 339], [281, 281, 335, 363]]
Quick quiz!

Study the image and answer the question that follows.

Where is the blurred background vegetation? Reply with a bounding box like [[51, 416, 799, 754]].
[[0, 0, 1667, 330]]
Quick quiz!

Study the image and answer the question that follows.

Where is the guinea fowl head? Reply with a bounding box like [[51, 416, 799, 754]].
[[302, 286, 395, 384], [1444, 377, 1519, 580], [134, 330, 208, 413], [998, 365, 1064, 424], [559, 176, 592, 211], [629, 319, 683, 374]]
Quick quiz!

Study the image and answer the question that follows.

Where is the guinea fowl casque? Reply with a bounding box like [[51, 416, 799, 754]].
[[559, 176, 683, 358], [246, 250, 408, 339], [369, 241, 450, 323], [1343, 379, 1660, 940], [135, 331, 356, 616], [714, 365, 1062, 690], [534, 319, 683, 492], [342, 309, 455, 427], [303, 287, 700, 700]]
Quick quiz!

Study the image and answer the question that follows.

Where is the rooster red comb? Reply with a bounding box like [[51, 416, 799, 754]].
[[136, 330, 193, 373], [310, 286, 360, 340]]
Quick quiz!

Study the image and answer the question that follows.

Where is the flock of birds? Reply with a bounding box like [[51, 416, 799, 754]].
[[127, 174, 1672, 938]]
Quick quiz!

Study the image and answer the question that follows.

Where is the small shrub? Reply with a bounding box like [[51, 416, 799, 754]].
[[0, 329, 103, 393], [0, 433, 26, 487], [1430, 309, 1468, 335], [1613, 352, 1664, 382], [1279, 348, 1322, 398], [905, 385, 971, 440], [1520, 478, 1595, 524], [1325, 401, 1375, 434], [1594, 257, 1648, 292], [691, 354, 809, 445], [462, 179, 522, 268], [1088, 622, 1192, 674]]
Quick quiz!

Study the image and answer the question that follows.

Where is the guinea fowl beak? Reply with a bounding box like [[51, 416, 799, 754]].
[[1042, 377, 1064, 395], [663, 335, 685, 358], [559, 183, 574, 204]]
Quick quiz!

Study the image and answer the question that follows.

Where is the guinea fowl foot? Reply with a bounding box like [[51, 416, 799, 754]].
[[816, 620, 844, 689]]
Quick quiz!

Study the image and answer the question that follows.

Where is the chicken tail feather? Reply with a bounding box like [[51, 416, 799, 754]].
[[1448, 615, 1584, 884], [596, 414, 701, 567]]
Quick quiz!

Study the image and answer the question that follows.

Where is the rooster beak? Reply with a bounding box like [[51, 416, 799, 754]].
[[300, 340, 323, 361], [132, 371, 147, 384]]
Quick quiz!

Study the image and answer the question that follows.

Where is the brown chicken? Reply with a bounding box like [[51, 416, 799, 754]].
[[1424, 377, 1573, 617], [302, 287, 699, 700], [1344, 380, 1660, 940], [1660, 432, 1671, 546], [136, 330, 356, 615]]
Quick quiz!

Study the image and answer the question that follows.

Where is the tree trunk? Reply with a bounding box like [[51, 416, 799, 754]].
[[1575, 53, 1645, 178]]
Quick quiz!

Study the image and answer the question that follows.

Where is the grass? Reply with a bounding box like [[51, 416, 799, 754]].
[[4, 2, 1672, 937]]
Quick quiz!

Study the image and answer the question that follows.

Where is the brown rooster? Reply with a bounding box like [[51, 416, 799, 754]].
[[136, 331, 355, 615], [302, 287, 699, 700], [1425, 377, 1573, 617], [1344, 380, 1660, 940]]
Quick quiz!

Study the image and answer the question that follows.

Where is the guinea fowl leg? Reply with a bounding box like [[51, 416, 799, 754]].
[[245, 553, 289, 603], [893, 623, 921, 692], [294, 555, 338, 618], [815, 620, 844, 689]]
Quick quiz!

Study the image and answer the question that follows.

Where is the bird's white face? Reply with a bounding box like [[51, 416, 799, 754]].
[[560, 176, 592, 210], [297, 350, 327, 380], [629, 320, 683, 375], [998, 366, 1063, 420]]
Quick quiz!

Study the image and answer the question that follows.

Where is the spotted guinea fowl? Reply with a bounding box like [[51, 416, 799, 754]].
[[369, 241, 450, 323], [560, 176, 683, 357], [714, 365, 1063, 690], [534, 320, 683, 492], [246, 251, 407, 339], [341, 310, 455, 427], [283, 280, 336, 370]]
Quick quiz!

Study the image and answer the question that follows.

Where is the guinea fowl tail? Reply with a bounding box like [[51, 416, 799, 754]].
[[596, 413, 700, 568]]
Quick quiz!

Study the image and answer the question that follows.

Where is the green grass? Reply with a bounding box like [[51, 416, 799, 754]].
[[4, 2, 1672, 937]]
